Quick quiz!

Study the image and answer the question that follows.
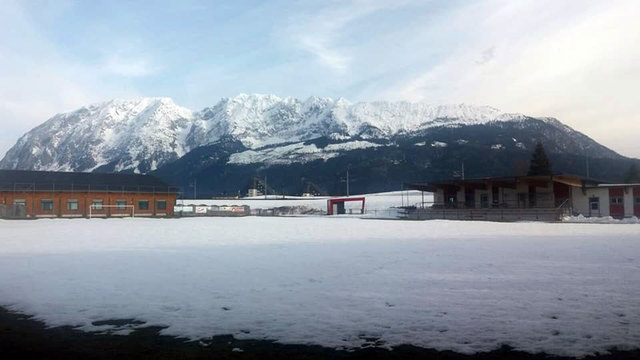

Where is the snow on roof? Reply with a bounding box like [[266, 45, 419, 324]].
[[596, 183, 640, 187]]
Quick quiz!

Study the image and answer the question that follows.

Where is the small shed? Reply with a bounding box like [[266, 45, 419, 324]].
[[327, 197, 365, 215]]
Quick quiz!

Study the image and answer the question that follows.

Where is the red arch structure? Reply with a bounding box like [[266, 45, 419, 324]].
[[327, 197, 366, 215]]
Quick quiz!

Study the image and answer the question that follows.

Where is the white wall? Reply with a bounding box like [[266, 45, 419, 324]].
[[572, 186, 589, 216], [572, 187, 610, 217], [623, 187, 635, 217], [434, 189, 444, 204]]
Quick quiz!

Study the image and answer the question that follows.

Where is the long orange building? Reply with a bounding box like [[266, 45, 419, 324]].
[[0, 170, 179, 218]]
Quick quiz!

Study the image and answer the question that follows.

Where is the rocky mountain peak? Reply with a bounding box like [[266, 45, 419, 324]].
[[0, 94, 620, 174]]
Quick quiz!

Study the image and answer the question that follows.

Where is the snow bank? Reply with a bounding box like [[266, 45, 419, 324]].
[[0, 218, 638, 356], [563, 215, 640, 224]]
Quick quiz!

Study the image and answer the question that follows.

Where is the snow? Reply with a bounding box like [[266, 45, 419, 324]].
[[491, 144, 504, 150], [1, 94, 555, 173], [228, 143, 326, 165], [431, 141, 447, 148], [227, 140, 381, 165], [0, 218, 639, 357], [324, 140, 381, 152], [1, 97, 194, 173], [563, 215, 640, 224], [597, 183, 640, 187]]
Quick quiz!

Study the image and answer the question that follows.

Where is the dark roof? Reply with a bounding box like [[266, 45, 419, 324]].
[[0, 170, 177, 193], [405, 173, 611, 192]]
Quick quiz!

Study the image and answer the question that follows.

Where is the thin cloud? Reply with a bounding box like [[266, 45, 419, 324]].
[[0, 1, 141, 157], [101, 53, 162, 77], [378, 0, 640, 156], [1, 0, 639, 160], [296, 34, 350, 72], [475, 46, 495, 65], [286, 0, 406, 72]]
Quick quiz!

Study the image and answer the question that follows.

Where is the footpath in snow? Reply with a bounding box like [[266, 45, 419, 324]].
[[0, 217, 638, 357]]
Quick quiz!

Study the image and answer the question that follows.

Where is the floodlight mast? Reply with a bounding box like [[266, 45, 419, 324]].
[[346, 170, 349, 197], [189, 179, 197, 199]]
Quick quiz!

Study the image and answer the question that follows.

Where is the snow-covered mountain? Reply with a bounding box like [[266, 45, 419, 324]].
[[0, 98, 193, 173], [0, 94, 621, 173], [186, 94, 508, 149]]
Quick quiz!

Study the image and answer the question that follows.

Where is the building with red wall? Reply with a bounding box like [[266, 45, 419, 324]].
[[0, 170, 178, 218], [407, 174, 640, 220]]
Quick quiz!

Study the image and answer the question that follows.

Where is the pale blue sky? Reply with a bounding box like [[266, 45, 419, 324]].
[[1, 0, 639, 158]]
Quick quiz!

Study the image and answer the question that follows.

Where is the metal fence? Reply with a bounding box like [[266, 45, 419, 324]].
[[175, 204, 251, 217], [436, 192, 558, 209], [404, 200, 573, 222], [363, 208, 407, 219], [0, 204, 27, 219]]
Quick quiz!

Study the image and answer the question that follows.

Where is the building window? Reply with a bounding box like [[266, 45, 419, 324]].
[[589, 197, 599, 211], [610, 197, 623, 205], [156, 200, 167, 211], [67, 200, 79, 211], [92, 200, 103, 210], [115, 200, 127, 210], [13, 199, 26, 207], [41, 199, 54, 211], [138, 200, 149, 210], [636, 197, 640, 205]]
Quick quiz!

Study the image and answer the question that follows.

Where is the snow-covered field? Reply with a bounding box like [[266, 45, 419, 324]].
[[0, 217, 639, 356], [178, 190, 431, 212]]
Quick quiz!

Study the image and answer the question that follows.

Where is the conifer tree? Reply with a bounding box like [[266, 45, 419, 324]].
[[528, 142, 552, 176], [624, 163, 640, 183]]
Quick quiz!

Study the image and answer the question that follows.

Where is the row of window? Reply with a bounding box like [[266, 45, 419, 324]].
[[588, 196, 640, 210], [609, 197, 640, 205], [12, 199, 167, 211]]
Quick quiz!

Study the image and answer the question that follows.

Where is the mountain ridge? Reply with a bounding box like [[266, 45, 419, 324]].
[[0, 94, 625, 180]]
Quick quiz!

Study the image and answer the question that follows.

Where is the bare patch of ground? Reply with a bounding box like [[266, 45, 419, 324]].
[[1, 307, 638, 360]]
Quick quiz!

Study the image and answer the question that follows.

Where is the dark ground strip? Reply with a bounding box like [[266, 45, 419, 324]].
[[1, 307, 638, 360]]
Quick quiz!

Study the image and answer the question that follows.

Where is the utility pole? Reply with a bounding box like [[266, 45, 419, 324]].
[[586, 156, 590, 178], [188, 179, 197, 200], [407, 189, 410, 207], [264, 176, 267, 199], [193, 179, 197, 199], [346, 170, 350, 197], [462, 161, 465, 181]]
